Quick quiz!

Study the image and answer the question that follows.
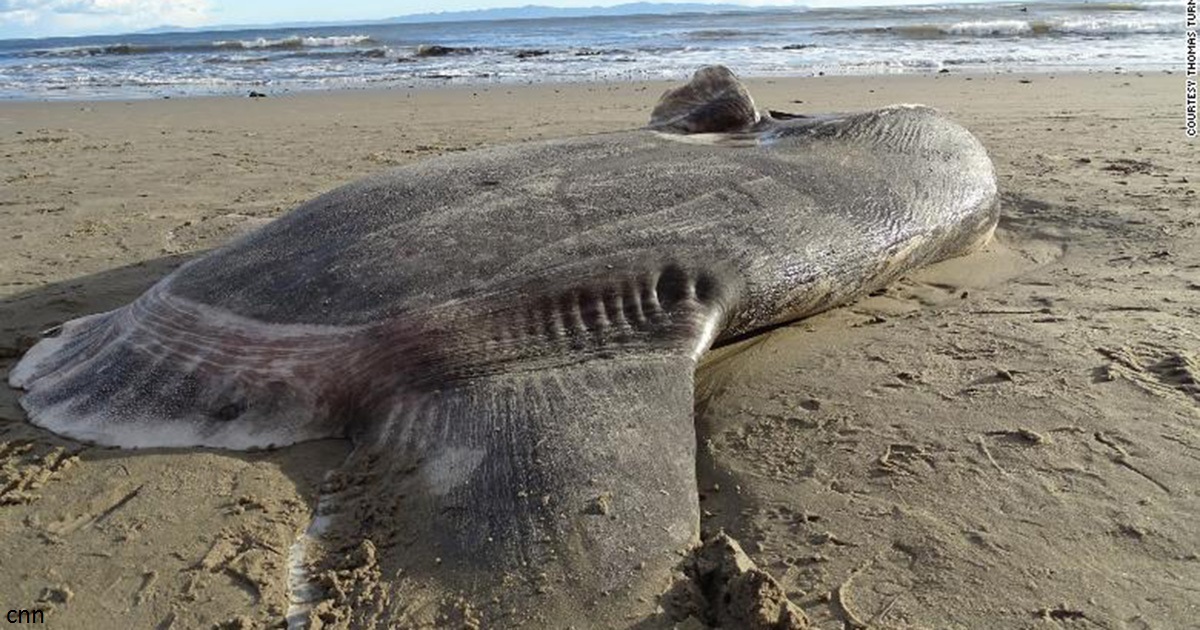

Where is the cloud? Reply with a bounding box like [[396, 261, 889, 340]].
[[1, 0, 211, 37]]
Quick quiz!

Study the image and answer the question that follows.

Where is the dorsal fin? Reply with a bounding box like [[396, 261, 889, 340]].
[[649, 65, 760, 134]]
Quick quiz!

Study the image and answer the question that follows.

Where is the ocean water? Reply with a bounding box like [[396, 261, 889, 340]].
[[0, 0, 1182, 100]]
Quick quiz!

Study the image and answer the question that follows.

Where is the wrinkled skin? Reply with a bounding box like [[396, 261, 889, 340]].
[[9, 66, 998, 627]]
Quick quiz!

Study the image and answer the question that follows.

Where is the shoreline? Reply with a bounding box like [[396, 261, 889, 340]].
[[0, 63, 1179, 103], [0, 68, 1177, 118]]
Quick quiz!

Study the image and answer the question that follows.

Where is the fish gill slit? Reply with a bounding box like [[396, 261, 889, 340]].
[[603, 289, 627, 332], [658, 264, 691, 305], [565, 291, 587, 335], [642, 276, 663, 321], [578, 289, 611, 336], [541, 300, 566, 341], [623, 280, 647, 327]]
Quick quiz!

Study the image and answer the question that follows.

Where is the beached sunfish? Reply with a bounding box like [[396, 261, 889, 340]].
[[9, 66, 998, 627]]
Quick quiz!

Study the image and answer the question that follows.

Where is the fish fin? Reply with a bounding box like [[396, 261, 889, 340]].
[[649, 65, 760, 134], [288, 324, 726, 626], [9, 285, 360, 450]]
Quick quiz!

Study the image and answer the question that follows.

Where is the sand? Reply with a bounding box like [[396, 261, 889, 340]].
[[1, 71, 1196, 628]]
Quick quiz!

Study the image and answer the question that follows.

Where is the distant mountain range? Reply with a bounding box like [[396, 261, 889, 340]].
[[139, 3, 780, 34]]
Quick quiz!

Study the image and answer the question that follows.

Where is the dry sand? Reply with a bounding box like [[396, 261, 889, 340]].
[[0, 71, 1196, 628]]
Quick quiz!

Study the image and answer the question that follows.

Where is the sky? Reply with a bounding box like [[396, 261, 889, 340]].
[[0, 0, 974, 39]]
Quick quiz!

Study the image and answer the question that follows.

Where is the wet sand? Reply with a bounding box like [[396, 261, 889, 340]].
[[1, 71, 1197, 628]]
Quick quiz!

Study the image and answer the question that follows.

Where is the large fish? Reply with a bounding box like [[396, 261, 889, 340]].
[[9, 66, 998, 627]]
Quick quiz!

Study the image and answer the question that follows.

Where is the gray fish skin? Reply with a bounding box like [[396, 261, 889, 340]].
[[9, 67, 998, 626]]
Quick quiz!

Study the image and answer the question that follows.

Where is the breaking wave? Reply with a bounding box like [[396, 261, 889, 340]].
[[29, 43, 178, 57], [26, 34, 377, 58], [213, 35, 376, 50], [684, 28, 780, 40], [825, 15, 1177, 38]]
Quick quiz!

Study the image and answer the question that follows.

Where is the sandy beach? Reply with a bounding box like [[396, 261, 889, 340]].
[[1, 71, 1197, 628]]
